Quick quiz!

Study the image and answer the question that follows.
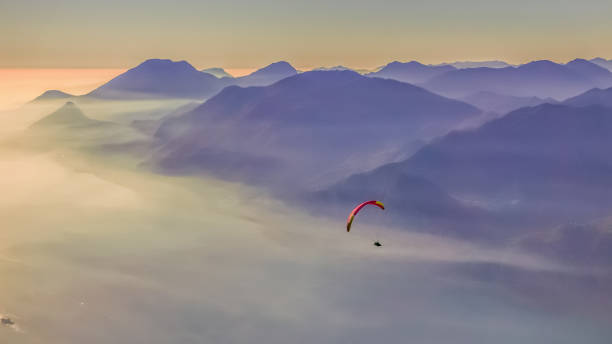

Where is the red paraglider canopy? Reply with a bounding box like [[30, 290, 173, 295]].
[[346, 200, 385, 232]]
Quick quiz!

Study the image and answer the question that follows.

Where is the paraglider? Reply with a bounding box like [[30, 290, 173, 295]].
[[1, 317, 14, 326], [346, 200, 385, 234]]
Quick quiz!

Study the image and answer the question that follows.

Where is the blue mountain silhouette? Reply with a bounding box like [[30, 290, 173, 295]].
[[563, 86, 612, 108], [324, 104, 612, 240], [235, 61, 298, 87], [153, 70, 480, 188], [87, 59, 233, 99], [462, 91, 555, 114], [424, 60, 612, 99], [367, 61, 455, 84], [85, 59, 298, 99], [201, 67, 233, 78], [590, 57, 612, 72]]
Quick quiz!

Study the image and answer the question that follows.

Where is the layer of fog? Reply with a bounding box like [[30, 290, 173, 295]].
[[1, 103, 611, 343]]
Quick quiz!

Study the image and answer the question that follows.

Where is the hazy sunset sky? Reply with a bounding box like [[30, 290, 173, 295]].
[[2, 0, 612, 70]]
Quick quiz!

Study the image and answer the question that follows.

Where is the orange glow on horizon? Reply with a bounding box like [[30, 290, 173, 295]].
[[223, 68, 256, 77], [0, 69, 125, 111]]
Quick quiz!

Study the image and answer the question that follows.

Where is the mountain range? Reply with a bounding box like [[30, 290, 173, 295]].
[[83, 59, 298, 100], [152, 70, 481, 188], [312, 65, 353, 72], [423, 59, 612, 100], [201, 67, 233, 78], [86, 59, 231, 99], [590, 57, 612, 72], [563, 86, 612, 108], [366, 61, 456, 84], [34, 58, 612, 105], [320, 103, 612, 242], [23, 56, 612, 266], [234, 61, 297, 87], [461, 91, 556, 115], [437, 60, 513, 69]]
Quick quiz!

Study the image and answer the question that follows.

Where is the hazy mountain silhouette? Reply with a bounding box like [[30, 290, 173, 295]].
[[563, 87, 612, 108], [367, 61, 456, 84], [235, 61, 298, 87], [565, 58, 612, 85], [27, 102, 148, 150], [87, 59, 234, 99], [321, 104, 612, 241], [437, 60, 512, 69], [590, 57, 612, 72], [153, 70, 480, 188], [462, 91, 556, 114], [201, 67, 233, 79], [31, 90, 74, 102], [30, 101, 112, 129], [312, 65, 355, 72], [424, 60, 612, 99], [80, 59, 302, 100]]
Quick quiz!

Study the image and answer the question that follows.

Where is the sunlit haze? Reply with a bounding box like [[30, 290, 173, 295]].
[[0, 69, 125, 110]]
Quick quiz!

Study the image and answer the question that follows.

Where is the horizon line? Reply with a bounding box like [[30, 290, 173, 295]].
[[1, 56, 611, 72]]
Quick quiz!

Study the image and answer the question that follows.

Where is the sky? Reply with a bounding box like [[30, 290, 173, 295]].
[[0, 69, 125, 110], [1, 0, 612, 70]]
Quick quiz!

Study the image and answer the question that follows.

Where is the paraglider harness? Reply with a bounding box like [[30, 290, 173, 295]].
[[1, 317, 14, 325]]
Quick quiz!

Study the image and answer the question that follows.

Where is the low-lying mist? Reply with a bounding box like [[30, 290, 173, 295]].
[[1, 103, 612, 343]]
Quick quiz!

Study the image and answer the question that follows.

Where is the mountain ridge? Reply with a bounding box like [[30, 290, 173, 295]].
[[423, 59, 612, 99], [367, 61, 456, 84], [317, 102, 612, 246], [153, 70, 481, 188]]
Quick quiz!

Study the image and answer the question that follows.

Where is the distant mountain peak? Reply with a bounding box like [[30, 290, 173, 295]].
[[273, 69, 363, 86], [235, 61, 298, 87], [139, 58, 192, 67], [312, 65, 353, 72], [425, 58, 612, 99], [565, 58, 610, 70], [367, 60, 455, 84], [87, 58, 228, 99], [154, 69, 480, 187], [132, 58, 198, 73], [438, 60, 512, 69], [589, 57, 612, 72], [31, 89, 74, 102], [382, 61, 428, 69], [391, 60, 422, 65], [563, 86, 612, 107], [250, 61, 296, 76], [201, 67, 233, 79], [30, 101, 99, 128], [520, 60, 559, 69], [568, 58, 590, 64]]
